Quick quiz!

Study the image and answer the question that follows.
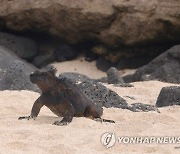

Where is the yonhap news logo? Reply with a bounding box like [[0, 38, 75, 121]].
[[118, 136, 180, 144], [101, 132, 180, 148], [101, 132, 116, 148]]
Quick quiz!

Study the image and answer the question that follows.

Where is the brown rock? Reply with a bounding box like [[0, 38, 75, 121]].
[[0, 0, 179, 48]]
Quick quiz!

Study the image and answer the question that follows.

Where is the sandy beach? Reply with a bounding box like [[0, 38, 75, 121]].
[[0, 58, 180, 154]]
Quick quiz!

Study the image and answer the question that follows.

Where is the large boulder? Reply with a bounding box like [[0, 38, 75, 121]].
[[0, 46, 39, 92], [132, 45, 180, 83], [58, 71, 158, 112], [0, 32, 37, 60], [0, 0, 179, 48], [156, 86, 180, 107], [0, 60, 39, 92], [58, 72, 128, 108], [0, 46, 19, 73]]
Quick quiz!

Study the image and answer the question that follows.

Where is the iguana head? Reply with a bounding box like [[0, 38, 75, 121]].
[[30, 67, 57, 91]]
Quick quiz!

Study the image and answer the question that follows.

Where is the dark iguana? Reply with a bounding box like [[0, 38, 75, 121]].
[[18, 68, 115, 126]]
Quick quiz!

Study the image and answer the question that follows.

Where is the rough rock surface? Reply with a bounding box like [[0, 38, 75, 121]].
[[107, 67, 125, 84], [107, 67, 134, 87], [0, 0, 179, 48], [0, 60, 39, 92], [96, 67, 134, 87], [132, 45, 180, 84], [0, 45, 26, 78], [58, 72, 128, 109], [0, 46, 38, 91], [58, 71, 158, 112], [156, 86, 180, 107], [0, 32, 37, 60], [0, 46, 19, 74]]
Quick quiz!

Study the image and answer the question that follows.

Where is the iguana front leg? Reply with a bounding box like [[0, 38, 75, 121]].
[[18, 97, 44, 120], [53, 102, 75, 126]]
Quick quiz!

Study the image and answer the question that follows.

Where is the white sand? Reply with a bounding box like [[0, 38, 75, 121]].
[[0, 58, 180, 154], [52, 57, 106, 79]]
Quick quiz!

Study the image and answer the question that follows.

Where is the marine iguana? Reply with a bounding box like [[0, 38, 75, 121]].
[[18, 68, 115, 126]]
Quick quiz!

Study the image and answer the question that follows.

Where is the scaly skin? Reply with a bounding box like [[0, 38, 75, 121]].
[[18, 67, 115, 126]]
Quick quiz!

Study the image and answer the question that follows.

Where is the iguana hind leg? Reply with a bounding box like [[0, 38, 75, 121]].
[[53, 102, 75, 126], [85, 104, 115, 123]]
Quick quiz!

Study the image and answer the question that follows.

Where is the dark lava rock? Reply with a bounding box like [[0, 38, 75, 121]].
[[0, 32, 37, 60], [54, 44, 78, 62], [128, 103, 160, 112], [58, 72, 128, 108], [0, 46, 39, 91], [95, 77, 108, 83], [95, 67, 134, 87], [96, 57, 115, 72], [32, 53, 55, 68], [133, 45, 180, 83], [106, 67, 134, 87], [107, 67, 125, 84], [0, 46, 25, 78], [156, 86, 180, 107], [116, 57, 152, 69], [0, 46, 19, 72], [0, 60, 39, 92], [58, 71, 157, 112]]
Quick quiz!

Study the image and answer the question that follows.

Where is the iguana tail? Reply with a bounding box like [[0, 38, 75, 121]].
[[94, 118, 115, 123]]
